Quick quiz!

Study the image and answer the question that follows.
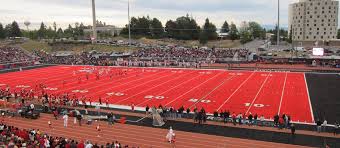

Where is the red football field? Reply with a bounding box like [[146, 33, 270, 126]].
[[0, 65, 314, 123]]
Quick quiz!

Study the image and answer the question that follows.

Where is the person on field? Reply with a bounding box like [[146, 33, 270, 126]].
[[63, 113, 69, 127], [333, 121, 339, 135], [96, 122, 101, 137], [322, 119, 328, 132], [316, 119, 322, 133], [166, 126, 175, 143]]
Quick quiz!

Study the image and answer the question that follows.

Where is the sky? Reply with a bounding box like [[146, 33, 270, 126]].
[[0, 0, 299, 30]]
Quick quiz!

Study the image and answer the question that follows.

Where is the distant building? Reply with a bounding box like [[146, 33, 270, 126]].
[[288, 0, 339, 45], [84, 21, 122, 38]]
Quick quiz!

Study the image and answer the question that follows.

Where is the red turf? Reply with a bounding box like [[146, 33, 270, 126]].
[[0, 65, 314, 123]]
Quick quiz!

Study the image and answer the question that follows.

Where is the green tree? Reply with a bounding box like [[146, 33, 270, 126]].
[[337, 29, 340, 39], [199, 18, 217, 44], [165, 20, 177, 38], [78, 23, 85, 38], [173, 14, 200, 40], [0, 23, 5, 39], [203, 18, 217, 40], [8, 21, 22, 37], [136, 16, 150, 36], [239, 29, 252, 44], [22, 30, 38, 40], [221, 21, 230, 33], [199, 31, 208, 44], [248, 21, 264, 39], [150, 18, 163, 38], [4, 24, 11, 37], [57, 28, 64, 38], [53, 22, 57, 31], [121, 15, 199, 40], [37, 22, 47, 39], [64, 24, 74, 38], [239, 23, 252, 44], [229, 23, 239, 41], [46, 26, 55, 39]]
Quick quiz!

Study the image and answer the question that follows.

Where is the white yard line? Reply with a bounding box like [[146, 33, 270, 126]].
[[114, 71, 194, 104], [304, 73, 315, 122], [189, 75, 235, 109], [277, 72, 288, 115], [245, 72, 272, 114], [79, 70, 168, 98], [165, 72, 224, 106], [216, 72, 256, 111], [136, 73, 202, 106], [102, 72, 176, 100]]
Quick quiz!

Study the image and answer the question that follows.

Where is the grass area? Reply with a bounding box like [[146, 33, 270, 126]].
[[19, 40, 138, 53], [18, 38, 240, 54], [185, 40, 241, 48], [72, 44, 138, 53], [113, 37, 241, 48], [19, 40, 52, 52]]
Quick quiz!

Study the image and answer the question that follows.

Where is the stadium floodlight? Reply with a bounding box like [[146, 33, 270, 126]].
[[277, 0, 280, 46], [91, 0, 97, 43], [128, 0, 131, 47]]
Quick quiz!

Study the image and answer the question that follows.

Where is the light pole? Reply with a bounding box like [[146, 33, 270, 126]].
[[91, 0, 97, 44], [128, 0, 131, 47], [277, 0, 280, 46]]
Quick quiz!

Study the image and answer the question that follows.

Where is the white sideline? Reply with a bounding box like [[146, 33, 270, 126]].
[[277, 72, 288, 115], [304, 74, 315, 123]]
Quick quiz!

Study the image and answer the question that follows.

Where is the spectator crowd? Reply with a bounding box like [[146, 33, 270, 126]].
[[0, 122, 135, 147], [0, 47, 33, 64]]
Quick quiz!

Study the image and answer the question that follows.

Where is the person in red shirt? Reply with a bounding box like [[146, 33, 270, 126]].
[[65, 140, 71, 148], [131, 103, 135, 112], [77, 140, 85, 148]]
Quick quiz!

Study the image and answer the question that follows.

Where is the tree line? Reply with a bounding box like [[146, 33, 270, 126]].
[[120, 14, 266, 44], [1, 15, 270, 44], [0, 21, 87, 40]]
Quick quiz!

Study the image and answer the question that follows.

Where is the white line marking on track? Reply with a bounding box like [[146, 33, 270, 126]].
[[165, 72, 224, 106], [216, 72, 255, 111], [278, 72, 288, 115], [245, 72, 272, 114], [304, 73, 315, 122]]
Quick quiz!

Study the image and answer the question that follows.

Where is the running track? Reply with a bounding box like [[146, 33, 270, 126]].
[[3, 114, 311, 148], [0, 65, 314, 123]]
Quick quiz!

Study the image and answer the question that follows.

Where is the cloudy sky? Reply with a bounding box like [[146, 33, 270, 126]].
[[0, 0, 299, 29]]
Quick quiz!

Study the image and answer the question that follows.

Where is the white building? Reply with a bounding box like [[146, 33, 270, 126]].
[[288, 0, 339, 42]]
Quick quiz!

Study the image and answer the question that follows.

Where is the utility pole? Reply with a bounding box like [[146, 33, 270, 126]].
[[91, 0, 97, 44], [128, 0, 131, 47], [277, 0, 280, 46]]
